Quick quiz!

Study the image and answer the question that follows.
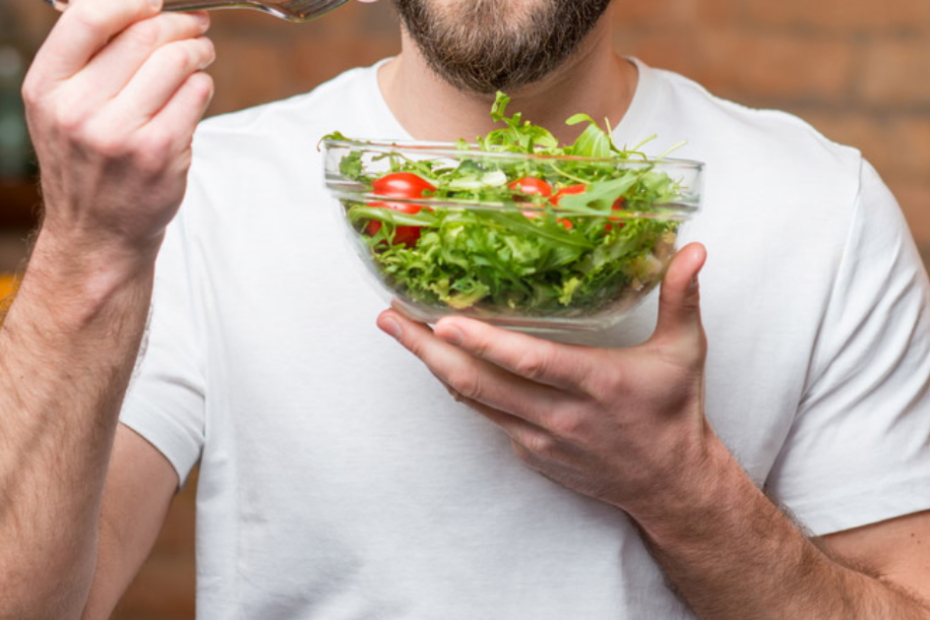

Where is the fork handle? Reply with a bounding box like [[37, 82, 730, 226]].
[[159, 0, 259, 11], [46, 0, 263, 13]]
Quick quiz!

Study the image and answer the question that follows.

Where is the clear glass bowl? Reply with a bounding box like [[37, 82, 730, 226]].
[[322, 138, 704, 332]]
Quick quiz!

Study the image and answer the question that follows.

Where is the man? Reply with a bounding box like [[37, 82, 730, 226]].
[[3, 0, 930, 617]]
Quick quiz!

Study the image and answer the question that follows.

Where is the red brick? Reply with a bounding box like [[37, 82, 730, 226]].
[[697, 0, 742, 28], [207, 0, 378, 37], [859, 38, 930, 108], [802, 113, 930, 184], [8, 1, 58, 44], [616, 28, 855, 104], [113, 555, 196, 620], [611, 0, 739, 29], [110, 472, 198, 620], [693, 30, 854, 103], [611, 0, 700, 28], [205, 37, 297, 116], [743, 0, 930, 34], [614, 29, 699, 78], [892, 182, 930, 249], [289, 34, 399, 94]]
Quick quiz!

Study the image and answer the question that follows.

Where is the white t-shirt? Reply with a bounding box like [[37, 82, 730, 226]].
[[122, 58, 930, 619]]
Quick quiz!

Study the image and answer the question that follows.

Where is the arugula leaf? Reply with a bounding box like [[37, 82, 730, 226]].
[[566, 114, 612, 158], [490, 91, 512, 124], [558, 175, 640, 213], [339, 150, 364, 180]]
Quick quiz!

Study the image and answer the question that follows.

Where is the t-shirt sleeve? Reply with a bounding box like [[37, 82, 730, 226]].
[[120, 208, 206, 489], [765, 159, 930, 536]]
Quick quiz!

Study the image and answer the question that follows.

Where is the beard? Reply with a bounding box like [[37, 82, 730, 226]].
[[392, 0, 613, 94]]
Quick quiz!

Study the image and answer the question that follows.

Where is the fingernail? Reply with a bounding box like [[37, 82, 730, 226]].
[[148, 0, 163, 9], [689, 275, 699, 292], [439, 325, 465, 346], [192, 11, 210, 27], [380, 317, 402, 340]]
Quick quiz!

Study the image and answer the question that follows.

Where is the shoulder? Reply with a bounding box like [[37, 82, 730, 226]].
[[635, 62, 870, 248], [179, 61, 387, 215], [187, 61, 387, 171], [646, 63, 863, 199], [196, 62, 380, 141]]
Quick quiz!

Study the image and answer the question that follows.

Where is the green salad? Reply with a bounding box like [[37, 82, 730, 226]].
[[324, 92, 691, 319]]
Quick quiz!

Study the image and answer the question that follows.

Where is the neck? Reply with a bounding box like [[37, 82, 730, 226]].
[[378, 10, 637, 144]]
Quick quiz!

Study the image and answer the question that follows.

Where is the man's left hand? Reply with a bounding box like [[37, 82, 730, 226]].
[[377, 243, 720, 521]]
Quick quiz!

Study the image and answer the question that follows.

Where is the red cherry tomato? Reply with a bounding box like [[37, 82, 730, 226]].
[[550, 185, 583, 230], [365, 173, 435, 247], [552, 185, 626, 232], [550, 184, 587, 206], [509, 177, 553, 200], [606, 197, 626, 231], [372, 172, 436, 198], [508, 178, 553, 220], [365, 201, 424, 247]]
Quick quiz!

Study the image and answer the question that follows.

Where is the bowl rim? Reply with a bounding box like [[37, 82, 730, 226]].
[[321, 137, 705, 170], [326, 190, 699, 218]]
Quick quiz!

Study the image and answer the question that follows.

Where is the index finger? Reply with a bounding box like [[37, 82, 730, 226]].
[[432, 317, 601, 393], [31, 0, 161, 83]]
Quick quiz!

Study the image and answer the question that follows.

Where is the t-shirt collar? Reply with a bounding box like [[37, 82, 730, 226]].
[[364, 56, 658, 146]]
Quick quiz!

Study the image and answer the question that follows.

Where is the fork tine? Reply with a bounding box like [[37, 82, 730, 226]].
[[276, 0, 324, 19], [298, 0, 347, 19]]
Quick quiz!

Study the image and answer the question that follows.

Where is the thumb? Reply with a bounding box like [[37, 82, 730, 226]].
[[653, 242, 707, 348]]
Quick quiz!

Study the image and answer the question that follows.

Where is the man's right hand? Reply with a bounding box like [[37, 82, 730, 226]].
[[0, 6, 214, 618], [22, 0, 215, 264]]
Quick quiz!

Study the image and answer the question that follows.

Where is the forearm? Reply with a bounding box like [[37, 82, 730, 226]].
[[632, 442, 930, 619], [0, 231, 157, 620]]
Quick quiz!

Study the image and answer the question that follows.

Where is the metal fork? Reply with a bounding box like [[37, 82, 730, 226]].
[[46, 0, 350, 22]]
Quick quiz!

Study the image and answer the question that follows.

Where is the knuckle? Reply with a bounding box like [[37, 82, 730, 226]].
[[20, 89, 40, 115], [548, 410, 581, 439], [514, 348, 550, 381], [189, 72, 215, 101], [467, 334, 491, 358], [53, 105, 88, 134], [125, 19, 162, 49], [20, 76, 42, 108], [160, 43, 197, 73], [402, 334, 427, 360], [86, 131, 128, 159], [72, 0, 154, 31], [198, 36, 216, 61], [70, 8, 109, 34], [522, 432, 556, 458], [132, 132, 174, 171], [192, 39, 217, 72], [581, 367, 621, 402], [448, 368, 481, 402]]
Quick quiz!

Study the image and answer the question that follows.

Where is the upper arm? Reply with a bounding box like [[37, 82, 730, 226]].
[[819, 509, 930, 603], [81, 423, 180, 620], [765, 161, 930, 535]]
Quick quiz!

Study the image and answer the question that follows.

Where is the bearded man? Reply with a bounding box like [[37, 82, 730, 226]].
[[4, 0, 930, 618]]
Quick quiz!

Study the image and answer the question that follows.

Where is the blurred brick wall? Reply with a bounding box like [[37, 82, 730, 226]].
[[200, 1, 402, 116], [3, 1, 929, 619], [612, 0, 930, 252]]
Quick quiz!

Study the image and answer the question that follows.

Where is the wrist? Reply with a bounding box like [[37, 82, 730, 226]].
[[627, 433, 756, 547], [21, 228, 159, 324]]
